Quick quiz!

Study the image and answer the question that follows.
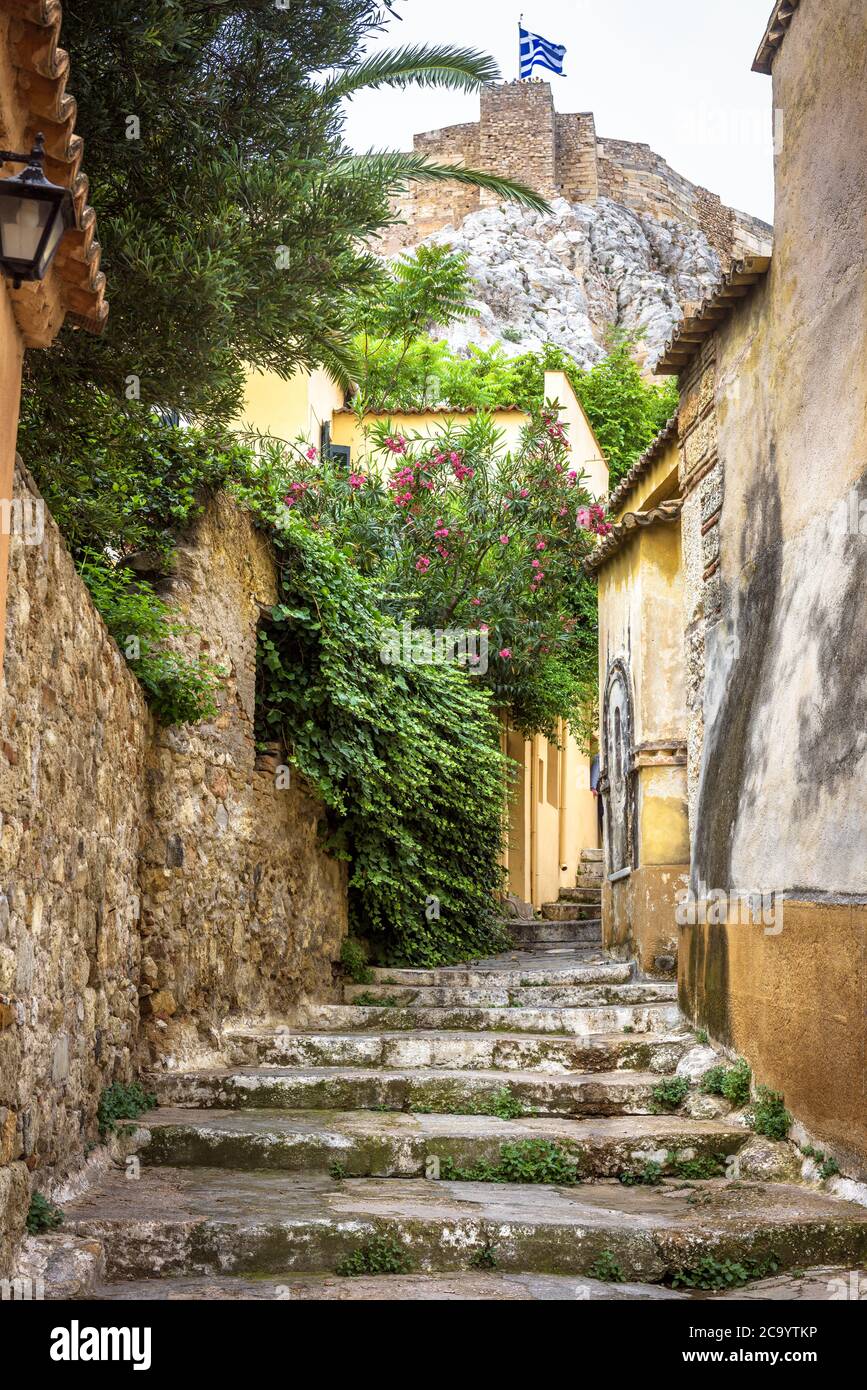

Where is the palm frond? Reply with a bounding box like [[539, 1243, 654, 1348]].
[[338, 152, 552, 216], [313, 332, 360, 393], [324, 45, 500, 101]]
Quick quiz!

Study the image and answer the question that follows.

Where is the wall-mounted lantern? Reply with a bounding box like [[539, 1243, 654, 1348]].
[[0, 134, 75, 288]]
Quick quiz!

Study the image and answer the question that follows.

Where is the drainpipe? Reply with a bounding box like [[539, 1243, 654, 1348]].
[[529, 735, 538, 908], [557, 719, 567, 876]]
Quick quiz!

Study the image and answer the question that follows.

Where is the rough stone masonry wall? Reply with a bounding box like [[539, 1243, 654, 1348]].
[[0, 471, 347, 1274], [139, 494, 347, 1067], [0, 463, 149, 1275]]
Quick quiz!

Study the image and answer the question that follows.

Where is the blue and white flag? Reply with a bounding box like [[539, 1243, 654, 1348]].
[[519, 25, 567, 79]]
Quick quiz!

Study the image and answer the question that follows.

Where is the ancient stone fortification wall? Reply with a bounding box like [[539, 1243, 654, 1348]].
[[380, 81, 771, 261], [0, 470, 346, 1272], [680, 0, 867, 1176]]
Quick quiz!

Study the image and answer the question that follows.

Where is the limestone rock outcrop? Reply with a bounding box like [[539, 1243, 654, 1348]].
[[413, 197, 724, 371]]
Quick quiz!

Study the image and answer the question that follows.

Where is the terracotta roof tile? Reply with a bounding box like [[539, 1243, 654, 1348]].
[[584, 499, 683, 575], [655, 256, 771, 376], [607, 414, 678, 514], [753, 0, 802, 75], [1, 0, 107, 339]]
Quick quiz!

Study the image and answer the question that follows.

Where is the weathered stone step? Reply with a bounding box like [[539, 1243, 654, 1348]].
[[90, 1265, 867, 1301], [224, 1027, 691, 1073], [136, 1108, 746, 1178], [542, 902, 600, 922], [581, 848, 603, 862], [65, 1168, 867, 1283], [509, 922, 601, 945], [290, 1000, 681, 1035], [150, 1066, 672, 1117], [558, 887, 602, 905], [342, 981, 676, 1009], [574, 872, 603, 890], [366, 962, 630, 989]]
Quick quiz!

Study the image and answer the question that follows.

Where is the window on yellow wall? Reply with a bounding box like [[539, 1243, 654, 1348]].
[[547, 742, 559, 809]]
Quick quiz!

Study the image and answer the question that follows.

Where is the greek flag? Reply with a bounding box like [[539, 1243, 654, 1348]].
[[519, 25, 567, 79]]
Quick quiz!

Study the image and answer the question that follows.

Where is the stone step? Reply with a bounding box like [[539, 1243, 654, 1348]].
[[223, 1027, 691, 1074], [150, 1066, 672, 1117], [542, 901, 600, 922], [65, 1168, 867, 1283], [290, 1000, 681, 1036], [136, 1109, 747, 1178], [575, 872, 603, 889], [581, 848, 603, 862], [342, 982, 676, 1009], [509, 922, 601, 945], [558, 887, 602, 905], [367, 962, 630, 989], [89, 1266, 867, 1302]]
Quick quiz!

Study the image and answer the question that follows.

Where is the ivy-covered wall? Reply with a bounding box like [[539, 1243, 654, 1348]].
[[0, 468, 346, 1275]]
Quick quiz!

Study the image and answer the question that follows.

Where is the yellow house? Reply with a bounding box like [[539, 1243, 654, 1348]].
[[234, 366, 607, 910], [586, 417, 688, 977]]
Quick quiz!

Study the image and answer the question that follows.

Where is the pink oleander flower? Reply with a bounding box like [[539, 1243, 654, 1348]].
[[434, 526, 449, 540], [479, 622, 490, 632], [305, 446, 318, 461], [415, 555, 431, 573], [577, 507, 592, 529], [449, 451, 461, 464], [470, 598, 482, 606], [348, 473, 366, 490], [531, 559, 541, 569], [499, 534, 510, 545], [519, 487, 530, 498], [385, 435, 407, 454], [499, 648, 512, 660], [535, 539, 546, 550]]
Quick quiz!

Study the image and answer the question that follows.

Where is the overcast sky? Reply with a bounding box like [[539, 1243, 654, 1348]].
[[343, 0, 776, 225]]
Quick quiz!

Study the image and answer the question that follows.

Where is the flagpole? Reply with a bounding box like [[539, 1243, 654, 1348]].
[[518, 14, 522, 81]]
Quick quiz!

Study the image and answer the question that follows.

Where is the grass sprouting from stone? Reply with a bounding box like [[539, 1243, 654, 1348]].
[[336, 1235, 412, 1277]]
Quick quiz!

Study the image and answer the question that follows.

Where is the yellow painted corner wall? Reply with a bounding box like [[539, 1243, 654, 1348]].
[[330, 409, 529, 461], [504, 722, 600, 910], [233, 368, 344, 446]]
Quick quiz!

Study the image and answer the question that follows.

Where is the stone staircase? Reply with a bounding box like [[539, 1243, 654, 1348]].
[[54, 864, 867, 1301]]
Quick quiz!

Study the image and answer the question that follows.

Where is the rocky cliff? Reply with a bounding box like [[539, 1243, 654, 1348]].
[[413, 196, 727, 372]]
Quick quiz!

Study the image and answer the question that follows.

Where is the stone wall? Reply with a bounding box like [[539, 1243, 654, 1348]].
[[0, 463, 149, 1275], [0, 469, 347, 1273], [679, 0, 867, 1176], [140, 494, 347, 1066], [380, 81, 772, 259]]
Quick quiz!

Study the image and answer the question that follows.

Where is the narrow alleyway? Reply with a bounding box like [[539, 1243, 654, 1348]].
[[61, 853, 867, 1300]]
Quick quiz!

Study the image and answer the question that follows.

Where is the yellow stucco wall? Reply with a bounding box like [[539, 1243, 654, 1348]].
[[596, 441, 689, 974]]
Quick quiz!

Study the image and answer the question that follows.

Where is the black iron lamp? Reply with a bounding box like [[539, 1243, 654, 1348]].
[[0, 134, 75, 288]]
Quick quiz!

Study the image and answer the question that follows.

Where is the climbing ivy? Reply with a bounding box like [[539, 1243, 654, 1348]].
[[255, 514, 510, 965]]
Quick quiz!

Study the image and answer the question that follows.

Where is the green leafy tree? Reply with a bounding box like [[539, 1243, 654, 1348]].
[[23, 2, 546, 425]]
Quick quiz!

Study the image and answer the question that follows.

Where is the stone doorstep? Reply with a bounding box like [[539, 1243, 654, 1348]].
[[86, 1266, 867, 1302], [291, 1000, 682, 1036], [135, 1108, 747, 1178], [223, 1028, 692, 1074], [558, 887, 603, 904], [341, 981, 677, 1009], [509, 923, 602, 944], [147, 1067, 677, 1117], [541, 902, 601, 922], [366, 962, 630, 989], [64, 1169, 867, 1284]]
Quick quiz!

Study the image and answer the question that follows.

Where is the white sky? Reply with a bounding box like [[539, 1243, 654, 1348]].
[[343, 0, 776, 225]]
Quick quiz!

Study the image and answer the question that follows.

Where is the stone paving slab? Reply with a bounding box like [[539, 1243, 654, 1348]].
[[295, 1000, 682, 1036], [366, 960, 631, 988], [90, 1266, 867, 1301], [149, 1064, 669, 1116], [136, 1107, 747, 1176], [65, 1169, 867, 1283], [223, 1027, 692, 1073], [342, 981, 676, 1008]]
